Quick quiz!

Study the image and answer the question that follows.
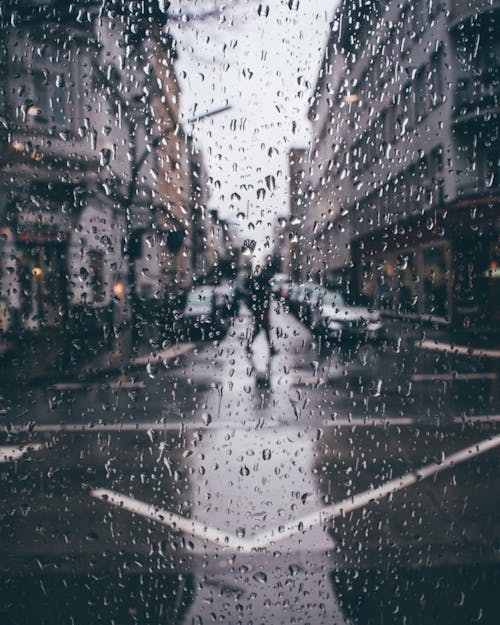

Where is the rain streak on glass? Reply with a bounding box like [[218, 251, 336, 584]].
[[0, 1, 500, 624]]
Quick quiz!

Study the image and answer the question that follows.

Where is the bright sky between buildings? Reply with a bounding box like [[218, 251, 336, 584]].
[[168, 0, 336, 251]]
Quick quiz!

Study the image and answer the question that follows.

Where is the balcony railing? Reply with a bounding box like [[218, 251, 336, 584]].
[[454, 71, 500, 121]]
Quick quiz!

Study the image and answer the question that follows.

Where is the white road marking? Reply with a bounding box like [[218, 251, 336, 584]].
[[0, 443, 44, 463], [90, 433, 500, 553], [320, 415, 500, 426], [5, 414, 500, 434], [5, 421, 237, 433], [131, 343, 194, 366], [52, 381, 146, 391], [292, 376, 326, 387], [52, 383, 87, 391], [417, 340, 500, 359], [411, 372, 497, 382], [108, 381, 145, 389], [249, 433, 500, 549], [90, 488, 250, 552]]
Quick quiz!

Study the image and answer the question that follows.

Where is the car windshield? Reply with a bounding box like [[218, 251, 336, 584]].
[[186, 289, 213, 307], [322, 291, 345, 307]]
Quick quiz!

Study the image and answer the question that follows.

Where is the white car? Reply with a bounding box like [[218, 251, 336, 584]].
[[182, 286, 220, 340], [310, 290, 383, 341], [214, 281, 238, 317], [270, 273, 290, 297]]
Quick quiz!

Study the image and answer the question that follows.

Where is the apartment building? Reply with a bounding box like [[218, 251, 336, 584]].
[[307, 0, 500, 327], [0, 0, 208, 336]]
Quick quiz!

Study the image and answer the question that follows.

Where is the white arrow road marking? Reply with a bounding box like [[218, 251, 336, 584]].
[[90, 433, 500, 552], [8, 414, 500, 434], [90, 488, 251, 552], [0, 443, 44, 463], [248, 433, 500, 549], [417, 340, 500, 359]]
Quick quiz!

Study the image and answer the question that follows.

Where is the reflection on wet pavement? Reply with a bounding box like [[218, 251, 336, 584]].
[[2, 310, 500, 624]]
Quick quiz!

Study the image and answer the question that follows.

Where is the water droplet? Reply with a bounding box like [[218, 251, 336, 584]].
[[288, 564, 301, 576], [252, 571, 267, 584], [301, 492, 313, 504]]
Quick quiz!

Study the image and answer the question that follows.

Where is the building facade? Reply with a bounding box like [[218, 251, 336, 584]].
[[288, 147, 309, 282], [307, 0, 500, 327], [0, 0, 207, 338]]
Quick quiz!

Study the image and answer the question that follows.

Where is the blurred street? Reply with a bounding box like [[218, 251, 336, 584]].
[[1, 1, 500, 623], [2, 306, 500, 624]]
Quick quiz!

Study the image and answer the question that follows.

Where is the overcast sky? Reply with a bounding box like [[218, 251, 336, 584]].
[[168, 0, 335, 252]]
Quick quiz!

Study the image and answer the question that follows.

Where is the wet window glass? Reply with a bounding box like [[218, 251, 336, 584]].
[[1, 1, 500, 624]]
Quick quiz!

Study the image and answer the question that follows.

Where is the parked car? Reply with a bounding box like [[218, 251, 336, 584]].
[[288, 283, 322, 324], [214, 281, 238, 318], [270, 273, 289, 297], [309, 290, 383, 342], [181, 286, 221, 340]]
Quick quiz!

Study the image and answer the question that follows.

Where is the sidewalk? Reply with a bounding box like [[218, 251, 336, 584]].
[[0, 323, 191, 387], [381, 314, 500, 353]]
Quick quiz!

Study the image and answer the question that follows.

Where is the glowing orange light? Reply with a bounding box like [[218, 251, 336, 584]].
[[33, 267, 43, 278], [27, 106, 41, 117], [343, 93, 359, 103], [113, 280, 125, 298]]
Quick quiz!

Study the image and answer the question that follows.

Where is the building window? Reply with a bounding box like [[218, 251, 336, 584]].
[[423, 245, 448, 318], [414, 67, 427, 122], [481, 148, 500, 190], [402, 82, 414, 131], [376, 256, 397, 310], [397, 252, 419, 314], [88, 250, 105, 304], [411, 0, 426, 35], [427, 0, 443, 19], [430, 46, 444, 108], [384, 104, 396, 144], [430, 145, 444, 204], [11, 54, 76, 131]]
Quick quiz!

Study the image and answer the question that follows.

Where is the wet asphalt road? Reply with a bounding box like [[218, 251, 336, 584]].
[[1, 306, 500, 624]]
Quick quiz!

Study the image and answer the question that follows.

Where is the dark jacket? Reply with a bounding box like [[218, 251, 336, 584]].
[[246, 271, 272, 326]]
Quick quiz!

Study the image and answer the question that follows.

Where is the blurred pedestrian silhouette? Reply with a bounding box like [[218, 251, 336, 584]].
[[245, 257, 278, 356]]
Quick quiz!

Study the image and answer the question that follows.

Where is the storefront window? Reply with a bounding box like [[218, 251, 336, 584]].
[[376, 256, 396, 310], [397, 252, 419, 313], [423, 245, 448, 318]]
